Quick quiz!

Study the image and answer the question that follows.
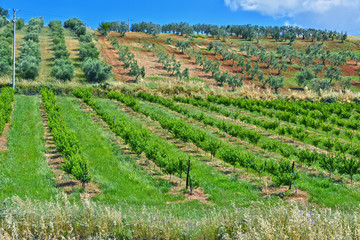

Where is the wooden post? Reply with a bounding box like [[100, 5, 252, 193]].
[[186, 158, 191, 190]]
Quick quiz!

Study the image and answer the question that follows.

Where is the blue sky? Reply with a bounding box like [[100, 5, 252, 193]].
[[2, 0, 360, 35]]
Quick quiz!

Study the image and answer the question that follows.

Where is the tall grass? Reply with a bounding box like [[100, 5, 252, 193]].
[[1, 194, 360, 239]]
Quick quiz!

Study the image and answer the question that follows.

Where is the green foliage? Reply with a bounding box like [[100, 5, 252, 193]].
[[19, 40, 41, 64], [175, 67, 189, 81], [64, 18, 87, 37], [28, 17, 44, 28], [310, 78, 331, 94], [296, 68, 315, 87], [0, 58, 10, 76], [175, 40, 190, 53], [16, 55, 40, 80], [41, 89, 91, 189], [15, 18, 25, 30], [82, 59, 112, 83], [271, 160, 298, 189], [129, 62, 145, 82], [79, 42, 99, 60], [51, 59, 74, 81], [269, 75, 284, 94], [24, 31, 40, 42], [0, 87, 15, 135], [110, 21, 128, 37], [98, 22, 111, 36], [338, 156, 360, 183]]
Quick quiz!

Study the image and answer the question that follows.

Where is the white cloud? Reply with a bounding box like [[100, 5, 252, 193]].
[[224, 0, 360, 34], [225, 0, 353, 16]]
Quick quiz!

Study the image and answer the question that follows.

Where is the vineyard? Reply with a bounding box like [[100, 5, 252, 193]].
[[2, 15, 360, 239]]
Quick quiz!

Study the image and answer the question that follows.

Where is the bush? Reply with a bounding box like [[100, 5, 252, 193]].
[[54, 49, 70, 59], [0, 41, 12, 65], [29, 17, 44, 27], [16, 55, 40, 80], [75, 25, 86, 36], [82, 59, 112, 83], [51, 59, 74, 81], [19, 40, 41, 64], [27, 25, 41, 33], [15, 18, 25, 30], [24, 31, 40, 42], [79, 42, 99, 60], [0, 58, 10, 76], [0, 16, 8, 28], [79, 33, 93, 43]]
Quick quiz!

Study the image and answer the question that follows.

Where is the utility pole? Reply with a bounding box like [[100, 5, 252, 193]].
[[128, 17, 130, 32], [12, 9, 17, 89]]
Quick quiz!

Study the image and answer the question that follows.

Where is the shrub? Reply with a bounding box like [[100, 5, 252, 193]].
[[28, 17, 44, 27], [82, 59, 112, 83], [0, 40, 11, 65], [75, 25, 86, 36], [16, 55, 40, 80], [19, 40, 41, 64], [51, 59, 74, 81], [15, 18, 25, 30], [79, 33, 93, 43], [79, 42, 99, 60], [24, 31, 39, 42], [0, 16, 8, 28], [54, 49, 70, 59], [0, 58, 10, 76]]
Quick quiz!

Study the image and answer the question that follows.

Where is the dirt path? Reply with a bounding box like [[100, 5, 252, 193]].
[[76, 99, 210, 204], [98, 36, 132, 82], [40, 101, 100, 197]]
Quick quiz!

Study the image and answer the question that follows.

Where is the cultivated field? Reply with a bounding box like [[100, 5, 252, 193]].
[[1, 18, 360, 239]]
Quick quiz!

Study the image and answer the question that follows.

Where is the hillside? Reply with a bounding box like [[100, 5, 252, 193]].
[[2, 19, 360, 239]]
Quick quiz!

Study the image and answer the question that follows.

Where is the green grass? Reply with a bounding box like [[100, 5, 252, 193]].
[[298, 173, 360, 209], [138, 99, 360, 208], [95, 98, 266, 207], [56, 96, 182, 205], [0, 95, 58, 200], [146, 76, 163, 81], [189, 76, 204, 82]]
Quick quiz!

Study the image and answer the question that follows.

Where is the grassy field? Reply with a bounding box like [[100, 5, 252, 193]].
[[0, 95, 58, 200]]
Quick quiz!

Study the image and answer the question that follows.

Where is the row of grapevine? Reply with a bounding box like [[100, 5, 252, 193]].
[[0, 25, 13, 76], [16, 18, 43, 80], [0, 87, 15, 135], [107, 91, 298, 188], [41, 88, 91, 190], [207, 95, 360, 131], [108, 37, 145, 82], [136, 91, 360, 178], [171, 95, 360, 157], [48, 20, 74, 81], [73, 88, 187, 179], [64, 18, 112, 83], [297, 150, 360, 183]]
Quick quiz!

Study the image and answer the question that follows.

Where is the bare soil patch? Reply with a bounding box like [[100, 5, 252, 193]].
[[98, 35, 132, 82]]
